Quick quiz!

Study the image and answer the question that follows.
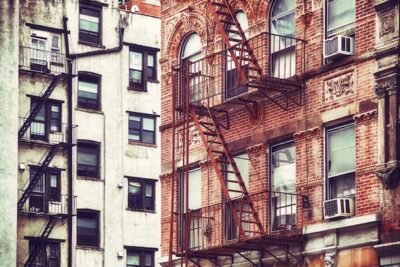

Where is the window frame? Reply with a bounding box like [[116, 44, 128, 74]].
[[30, 98, 62, 141], [125, 247, 157, 267], [79, 4, 102, 46], [77, 72, 101, 111], [325, 123, 356, 200], [29, 240, 61, 267], [128, 113, 157, 145], [127, 177, 156, 212], [77, 141, 100, 179], [129, 45, 158, 92], [77, 209, 100, 248]]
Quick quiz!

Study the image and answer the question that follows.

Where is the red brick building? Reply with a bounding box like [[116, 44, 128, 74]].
[[159, 0, 400, 266]]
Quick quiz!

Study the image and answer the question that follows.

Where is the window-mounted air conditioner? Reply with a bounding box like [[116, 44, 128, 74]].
[[324, 198, 354, 219], [324, 35, 354, 59]]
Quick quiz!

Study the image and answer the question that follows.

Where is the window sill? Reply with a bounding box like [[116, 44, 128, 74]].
[[148, 79, 159, 84], [126, 208, 156, 214], [75, 107, 103, 115], [76, 245, 103, 251], [128, 140, 157, 148], [77, 176, 103, 182], [127, 85, 147, 92], [78, 40, 105, 49]]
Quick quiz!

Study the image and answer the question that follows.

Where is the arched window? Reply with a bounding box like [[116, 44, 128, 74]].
[[180, 33, 203, 103], [270, 0, 296, 78], [226, 11, 249, 99]]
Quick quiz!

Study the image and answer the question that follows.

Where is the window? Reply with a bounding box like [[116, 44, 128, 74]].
[[29, 168, 61, 213], [30, 99, 61, 141], [270, 141, 296, 230], [78, 73, 100, 110], [270, 0, 296, 78], [326, 124, 356, 199], [180, 34, 203, 104], [225, 11, 249, 99], [126, 248, 155, 267], [77, 210, 99, 247], [225, 153, 250, 240], [128, 114, 156, 145], [29, 241, 60, 267], [77, 141, 99, 178], [129, 48, 157, 91], [30, 36, 48, 72], [29, 31, 62, 73], [326, 0, 355, 37], [79, 5, 101, 45], [128, 178, 155, 211], [178, 168, 202, 250]]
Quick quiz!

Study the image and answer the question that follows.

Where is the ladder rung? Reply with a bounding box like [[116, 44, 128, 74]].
[[241, 220, 258, 224], [212, 150, 225, 154], [226, 29, 239, 34], [228, 189, 243, 193], [212, 2, 227, 8], [220, 19, 234, 24], [244, 230, 261, 233], [222, 170, 236, 174], [208, 140, 222, 145], [225, 179, 241, 184], [217, 159, 230, 164], [229, 37, 242, 43], [200, 121, 214, 126]]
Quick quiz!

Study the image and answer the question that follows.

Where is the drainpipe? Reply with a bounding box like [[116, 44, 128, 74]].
[[63, 16, 74, 267]]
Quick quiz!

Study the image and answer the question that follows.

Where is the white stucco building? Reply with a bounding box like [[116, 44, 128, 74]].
[[0, 0, 161, 267]]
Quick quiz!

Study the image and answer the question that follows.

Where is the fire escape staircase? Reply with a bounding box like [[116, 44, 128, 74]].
[[17, 143, 61, 210], [191, 107, 265, 240], [23, 216, 58, 267], [208, 0, 262, 85], [18, 73, 67, 140]]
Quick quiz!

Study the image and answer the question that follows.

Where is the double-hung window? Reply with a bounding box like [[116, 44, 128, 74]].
[[270, 141, 296, 231], [29, 168, 61, 213], [78, 73, 100, 110], [77, 209, 100, 247], [326, 0, 355, 37], [326, 124, 356, 199], [127, 178, 155, 211], [30, 99, 61, 141], [77, 141, 100, 178], [79, 5, 101, 45], [126, 248, 155, 267], [29, 240, 60, 267], [129, 47, 157, 91], [30, 36, 48, 72], [128, 113, 156, 145]]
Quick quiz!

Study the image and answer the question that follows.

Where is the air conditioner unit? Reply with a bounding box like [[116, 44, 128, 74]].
[[324, 198, 354, 219], [324, 35, 354, 59]]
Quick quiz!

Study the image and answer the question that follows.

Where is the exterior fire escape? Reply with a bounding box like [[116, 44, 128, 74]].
[[18, 46, 76, 267], [169, 0, 307, 266]]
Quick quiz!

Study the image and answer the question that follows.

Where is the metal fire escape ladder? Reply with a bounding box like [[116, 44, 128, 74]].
[[191, 107, 265, 239], [208, 0, 263, 83], [23, 216, 58, 267], [17, 143, 61, 210], [18, 73, 66, 139]]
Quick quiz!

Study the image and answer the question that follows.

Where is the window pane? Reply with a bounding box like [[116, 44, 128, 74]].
[[271, 142, 296, 192], [182, 34, 202, 59], [128, 181, 141, 195], [188, 169, 201, 210], [143, 131, 155, 144], [77, 213, 98, 246], [329, 173, 355, 198], [127, 252, 140, 265], [227, 153, 249, 198], [143, 118, 154, 131], [50, 174, 58, 188], [51, 35, 60, 49], [130, 70, 142, 84], [130, 51, 143, 69], [328, 0, 355, 35], [147, 54, 154, 67], [80, 13, 99, 33], [271, 0, 295, 18], [32, 102, 46, 121], [79, 80, 98, 94], [145, 184, 153, 197], [147, 67, 155, 79], [145, 253, 152, 266], [328, 125, 355, 177], [77, 146, 98, 166]]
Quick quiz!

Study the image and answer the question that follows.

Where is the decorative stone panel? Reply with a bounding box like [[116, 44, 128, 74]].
[[378, 9, 395, 37], [324, 72, 355, 102]]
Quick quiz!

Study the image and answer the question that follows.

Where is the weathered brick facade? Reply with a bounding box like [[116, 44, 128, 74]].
[[160, 0, 400, 266]]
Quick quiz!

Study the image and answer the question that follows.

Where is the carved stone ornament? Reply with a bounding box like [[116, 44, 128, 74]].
[[324, 251, 336, 267], [176, 126, 201, 151], [379, 9, 395, 37], [375, 77, 398, 96], [312, 0, 322, 11], [376, 166, 400, 189], [324, 72, 355, 102]]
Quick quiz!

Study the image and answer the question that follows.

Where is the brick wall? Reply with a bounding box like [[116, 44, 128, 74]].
[[159, 0, 388, 260]]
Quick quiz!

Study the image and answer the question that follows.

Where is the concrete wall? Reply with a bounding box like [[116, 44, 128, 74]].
[[0, 1, 19, 266]]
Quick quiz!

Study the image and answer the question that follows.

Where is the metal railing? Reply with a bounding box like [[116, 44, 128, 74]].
[[19, 46, 72, 74], [19, 117, 78, 145], [173, 32, 306, 108], [177, 189, 303, 253], [18, 190, 77, 216]]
